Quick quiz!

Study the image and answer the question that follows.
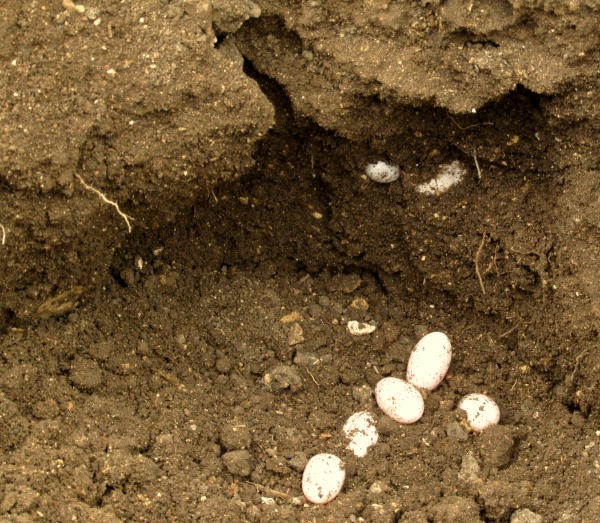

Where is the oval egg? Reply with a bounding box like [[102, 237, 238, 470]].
[[365, 161, 400, 183], [375, 377, 424, 424], [302, 453, 345, 504], [459, 393, 500, 432], [406, 331, 452, 390], [343, 411, 378, 457]]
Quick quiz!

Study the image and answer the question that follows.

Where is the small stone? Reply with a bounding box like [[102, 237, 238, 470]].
[[288, 322, 304, 345], [365, 367, 381, 386], [368, 480, 389, 498], [386, 336, 412, 362], [263, 365, 302, 393], [377, 415, 400, 436], [458, 452, 481, 482], [222, 450, 252, 477], [288, 451, 308, 472], [120, 268, 135, 286], [85, 7, 101, 20], [86, 341, 114, 361], [352, 384, 373, 405], [308, 303, 323, 317], [220, 423, 251, 451], [294, 351, 320, 367], [350, 297, 369, 311], [399, 511, 429, 523], [215, 356, 232, 374], [430, 496, 482, 522], [136, 340, 152, 356], [31, 398, 60, 420], [329, 273, 361, 293], [69, 358, 103, 392], [413, 325, 429, 339], [362, 502, 396, 522], [280, 311, 302, 323], [477, 425, 516, 469], [446, 421, 469, 441], [318, 295, 330, 307], [510, 508, 543, 523], [0, 485, 40, 513]]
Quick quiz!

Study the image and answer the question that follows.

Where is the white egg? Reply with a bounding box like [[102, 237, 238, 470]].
[[302, 453, 345, 504], [365, 161, 400, 183], [406, 332, 452, 391], [343, 411, 379, 457], [458, 393, 500, 432], [375, 377, 424, 424]]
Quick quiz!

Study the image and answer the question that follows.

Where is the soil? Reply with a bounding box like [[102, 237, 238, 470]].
[[2, 1, 600, 521]]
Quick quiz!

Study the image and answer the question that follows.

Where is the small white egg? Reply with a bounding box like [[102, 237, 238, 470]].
[[347, 320, 376, 335], [406, 332, 452, 391], [459, 393, 500, 432], [343, 411, 379, 457], [365, 161, 400, 183], [302, 453, 345, 504], [375, 377, 424, 424]]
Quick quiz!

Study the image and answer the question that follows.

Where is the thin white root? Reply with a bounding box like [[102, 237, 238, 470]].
[[75, 173, 133, 233], [0, 223, 5, 246], [473, 149, 482, 180]]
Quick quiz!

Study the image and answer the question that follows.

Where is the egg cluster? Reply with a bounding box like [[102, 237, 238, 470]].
[[301, 331, 501, 504]]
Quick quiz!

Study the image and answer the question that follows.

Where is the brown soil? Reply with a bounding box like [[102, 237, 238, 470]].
[[2, 1, 600, 521]]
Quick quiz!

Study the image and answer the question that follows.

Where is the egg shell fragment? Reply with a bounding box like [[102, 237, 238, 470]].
[[375, 377, 424, 424], [365, 161, 400, 183], [302, 453, 345, 504], [459, 393, 501, 432], [406, 332, 452, 391], [343, 411, 379, 457], [347, 320, 376, 335]]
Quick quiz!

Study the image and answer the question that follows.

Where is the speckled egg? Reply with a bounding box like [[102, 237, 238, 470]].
[[365, 161, 400, 183], [375, 377, 424, 424], [343, 411, 379, 457], [406, 331, 452, 391], [459, 393, 500, 432], [302, 453, 345, 504]]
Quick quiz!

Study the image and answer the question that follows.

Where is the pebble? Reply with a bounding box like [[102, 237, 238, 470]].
[[220, 423, 251, 451], [222, 450, 253, 477], [263, 365, 302, 393], [352, 384, 374, 404], [477, 425, 515, 468], [399, 510, 429, 523], [377, 414, 401, 435], [215, 356, 232, 374], [302, 453, 345, 504], [431, 496, 482, 522], [459, 393, 501, 432], [446, 421, 469, 441], [31, 398, 60, 420], [406, 332, 452, 391], [510, 508, 543, 523], [458, 452, 481, 482], [287, 451, 308, 473], [362, 502, 397, 522], [288, 322, 305, 345], [375, 377, 424, 424], [343, 411, 379, 457], [69, 358, 103, 392], [294, 351, 321, 367]]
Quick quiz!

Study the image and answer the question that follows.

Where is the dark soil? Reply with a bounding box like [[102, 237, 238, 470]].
[[2, 1, 600, 521]]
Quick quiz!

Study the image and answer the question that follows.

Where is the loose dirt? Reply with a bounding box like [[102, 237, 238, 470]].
[[2, 1, 600, 521]]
